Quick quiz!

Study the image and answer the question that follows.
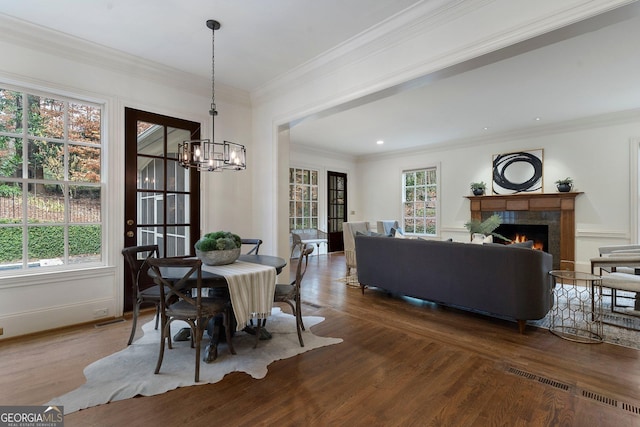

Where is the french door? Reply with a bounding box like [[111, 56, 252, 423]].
[[327, 171, 347, 252], [123, 108, 201, 311]]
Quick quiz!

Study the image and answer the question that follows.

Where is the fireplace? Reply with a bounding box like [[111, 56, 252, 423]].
[[467, 192, 581, 270], [495, 223, 548, 252]]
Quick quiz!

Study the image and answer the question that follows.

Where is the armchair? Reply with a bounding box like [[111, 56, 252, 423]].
[[343, 221, 370, 276], [376, 220, 399, 236], [591, 245, 640, 319]]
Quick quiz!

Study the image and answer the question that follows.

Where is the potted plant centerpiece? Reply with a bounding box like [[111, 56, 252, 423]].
[[470, 181, 487, 196], [555, 177, 573, 192], [464, 214, 509, 244], [195, 231, 242, 265]]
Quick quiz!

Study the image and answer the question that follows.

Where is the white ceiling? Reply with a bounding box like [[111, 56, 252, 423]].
[[1, 0, 639, 157], [290, 3, 640, 157], [0, 0, 420, 90]]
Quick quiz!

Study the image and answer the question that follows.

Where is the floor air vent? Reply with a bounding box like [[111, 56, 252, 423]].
[[582, 390, 617, 407], [505, 365, 639, 417], [622, 402, 640, 415], [507, 367, 537, 380], [538, 376, 571, 391]]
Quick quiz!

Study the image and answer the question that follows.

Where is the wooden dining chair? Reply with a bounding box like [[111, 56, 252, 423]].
[[272, 244, 315, 347], [147, 257, 236, 383], [241, 238, 263, 255], [121, 245, 162, 345]]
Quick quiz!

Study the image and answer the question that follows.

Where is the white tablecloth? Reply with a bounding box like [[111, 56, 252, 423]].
[[202, 261, 276, 331]]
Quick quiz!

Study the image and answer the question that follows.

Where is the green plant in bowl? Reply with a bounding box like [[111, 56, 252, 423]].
[[195, 231, 242, 265]]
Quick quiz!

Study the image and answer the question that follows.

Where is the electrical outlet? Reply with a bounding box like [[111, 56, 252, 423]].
[[93, 308, 108, 318]]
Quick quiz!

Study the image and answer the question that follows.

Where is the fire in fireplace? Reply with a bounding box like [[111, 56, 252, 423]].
[[494, 224, 548, 252]]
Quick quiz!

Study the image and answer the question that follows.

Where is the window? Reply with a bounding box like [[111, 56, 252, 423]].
[[0, 86, 103, 271], [402, 167, 438, 235], [289, 167, 319, 230]]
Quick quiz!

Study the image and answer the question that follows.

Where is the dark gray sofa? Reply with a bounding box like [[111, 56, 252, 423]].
[[355, 235, 554, 332]]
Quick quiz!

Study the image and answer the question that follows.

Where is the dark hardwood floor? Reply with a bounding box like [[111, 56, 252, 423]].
[[2, 252, 640, 426]]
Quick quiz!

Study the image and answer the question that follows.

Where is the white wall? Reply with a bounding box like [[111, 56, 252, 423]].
[[254, 0, 633, 262], [0, 15, 253, 339], [356, 116, 640, 271], [0, 0, 633, 338]]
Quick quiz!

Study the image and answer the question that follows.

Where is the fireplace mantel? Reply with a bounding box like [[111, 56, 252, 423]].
[[466, 192, 582, 270]]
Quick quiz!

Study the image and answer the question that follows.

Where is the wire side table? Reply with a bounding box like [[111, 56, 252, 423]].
[[549, 270, 603, 343]]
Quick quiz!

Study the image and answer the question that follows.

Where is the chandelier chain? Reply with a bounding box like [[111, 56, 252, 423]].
[[211, 25, 216, 117]]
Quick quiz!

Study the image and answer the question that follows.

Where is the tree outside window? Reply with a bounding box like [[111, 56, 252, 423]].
[[402, 167, 438, 235], [289, 167, 319, 231], [0, 87, 102, 271]]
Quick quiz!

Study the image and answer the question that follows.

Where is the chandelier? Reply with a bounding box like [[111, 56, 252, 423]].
[[179, 19, 246, 172]]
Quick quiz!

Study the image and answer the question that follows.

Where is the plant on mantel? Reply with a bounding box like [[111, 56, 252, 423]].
[[470, 181, 486, 196], [555, 177, 573, 192]]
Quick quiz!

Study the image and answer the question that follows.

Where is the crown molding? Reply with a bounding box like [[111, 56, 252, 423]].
[[356, 108, 640, 162], [253, 0, 634, 112], [252, 0, 489, 105], [0, 13, 251, 107]]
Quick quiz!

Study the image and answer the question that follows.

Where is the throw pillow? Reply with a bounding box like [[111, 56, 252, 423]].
[[391, 227, 406, 239], [510, 240, 534, 249], [356, 230, 390, 238], [484, 240, 534, 249]]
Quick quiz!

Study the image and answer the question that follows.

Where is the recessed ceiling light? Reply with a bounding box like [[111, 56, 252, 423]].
[[483, 127, 489, 131], [535, 117, 541, 121], [376, 140, 384, 145]]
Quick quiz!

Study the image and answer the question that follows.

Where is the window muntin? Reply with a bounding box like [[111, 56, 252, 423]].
[[0, 86, 103, 272], [402, 167, 438, 236], [289, 167, 319, 230]]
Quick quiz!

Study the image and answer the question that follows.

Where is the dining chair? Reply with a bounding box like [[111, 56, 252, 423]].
[[147, 257, 236, 382], [272, 244, 315, 347], [121, 245, 163, 345], [241, 238, 263, 255]]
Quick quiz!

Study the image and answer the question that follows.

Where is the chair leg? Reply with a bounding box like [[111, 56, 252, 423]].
[[296, 295, 305, 331], [154, 304, 160, 330], [154, 320, 168, 375], [296, 316, 304, 347], [285, 300, 304, 347], [294, 304, 304, 347], [127, 301, 140, 345]]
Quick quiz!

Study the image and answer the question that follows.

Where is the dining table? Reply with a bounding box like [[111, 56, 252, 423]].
[[149, 253, 287, 362]]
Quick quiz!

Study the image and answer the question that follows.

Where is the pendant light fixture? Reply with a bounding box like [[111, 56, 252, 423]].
[[178, 19, 246, 172]]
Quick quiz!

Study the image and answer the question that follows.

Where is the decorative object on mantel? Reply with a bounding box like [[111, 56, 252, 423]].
[[195, 231, 242, 265], [178, 19, 246, 172], [470, 181, 486, 196], [492, 149, 543, 194], [464, 214, 509, 243], [555, 177, 573, 192]]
